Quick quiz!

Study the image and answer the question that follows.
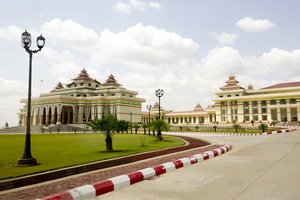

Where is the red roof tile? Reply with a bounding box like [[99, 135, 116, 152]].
[[260, 82, 300, 90]]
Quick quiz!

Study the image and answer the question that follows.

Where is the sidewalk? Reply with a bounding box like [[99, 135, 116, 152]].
[[99, 131, 300, 200]]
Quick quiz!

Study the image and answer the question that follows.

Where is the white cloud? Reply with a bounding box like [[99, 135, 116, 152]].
[[112, 1, 131, 14], [112, 0, 162, 14], [236, 17, 276, 32], [148, 2, 162, 10], [41, 18, 100, 48], [0, 25, 23, 40], [0, 78, 27, 127], [209, 32, 239, 45], [3, 18, 300, 126]]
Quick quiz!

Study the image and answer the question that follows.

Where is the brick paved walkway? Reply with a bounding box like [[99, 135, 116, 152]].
[[0, 138, 220, 200]]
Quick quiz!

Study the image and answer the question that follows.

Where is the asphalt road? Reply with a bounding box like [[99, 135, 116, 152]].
[[98, 130, 300, 200]]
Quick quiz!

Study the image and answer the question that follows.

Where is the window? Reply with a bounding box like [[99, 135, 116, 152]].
[[111, 94, 115, 96], [280, 99, 286, 105], [129, 95, 133, 97], [290, 98, 297, 104], [80, 83, 84, 86], [122, 94, 125, 96], [227, 95, 231, 97], [235, 94, 239, 96], [88, 83, 91, 86], [96, 85, 99, 87], [270, 100, 276, 105], [101, 94, 104, 96], [219, 95, 223, 98]]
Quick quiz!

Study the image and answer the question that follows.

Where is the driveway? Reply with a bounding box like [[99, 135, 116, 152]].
[[98, 130, 300, 200]]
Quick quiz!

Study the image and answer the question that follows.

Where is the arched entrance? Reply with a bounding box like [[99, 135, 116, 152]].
[[61, 106, 73, 124]]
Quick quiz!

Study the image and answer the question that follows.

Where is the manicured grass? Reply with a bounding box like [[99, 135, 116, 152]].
[[0, 133, 184, 180]]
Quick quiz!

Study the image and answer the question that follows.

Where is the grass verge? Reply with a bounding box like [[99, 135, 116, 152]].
[[0, 133, 184, 180]]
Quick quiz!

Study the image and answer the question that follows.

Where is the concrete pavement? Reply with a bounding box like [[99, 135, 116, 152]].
[[98, 130, 300, 200]]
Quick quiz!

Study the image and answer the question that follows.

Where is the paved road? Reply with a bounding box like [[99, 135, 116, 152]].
[[98, 130, 300, 200]]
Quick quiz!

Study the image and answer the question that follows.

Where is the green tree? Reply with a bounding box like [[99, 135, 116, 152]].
[[151, 119, 169, 141], [87, 115, 118, 152], [179, 126, 183, 132], [87, 119, 101, 132], [117, 120, 129, 134], [56, 127, 61, 134], [232, 124, 241, 133], [133, 123, 140, 134], [258, 123, 268, 133], [251, 120, 255, 126], [142, 123, 148, 135], [195, 126, 199, 132], [213, 125, 217, 132]]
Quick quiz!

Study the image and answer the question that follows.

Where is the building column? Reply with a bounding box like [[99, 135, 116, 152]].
[[276, 100, 281, 121], [237, 102, 243, 122], [78, 106, 84, 123], [249, 102, 253, 121], [266, 101, 272, 122], [72, 106, 76, 124], [286, 99, 291, 122], [57, 104, 62, 124], [45, 106, 50, 126], [258, 101, 262, 121], [91, 106, 95, 120], [227, 101, 232, 122]]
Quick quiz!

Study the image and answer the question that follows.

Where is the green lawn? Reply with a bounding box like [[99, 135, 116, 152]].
[[0, 133, 184, 180]]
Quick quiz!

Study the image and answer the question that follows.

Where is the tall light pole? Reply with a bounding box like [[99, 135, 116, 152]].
[[155, 89, 164, 138], [146, 105, 152, 135], [129, 112, 133, 134], [155, 89, 164, 119], [17, 30, 45, 166]]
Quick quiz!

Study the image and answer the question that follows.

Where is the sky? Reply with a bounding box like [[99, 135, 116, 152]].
[[1, 0, 300, 127]]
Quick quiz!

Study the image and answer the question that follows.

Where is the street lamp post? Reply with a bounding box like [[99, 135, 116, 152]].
[[129, 112, 133, 134], [155, 89, 164, 137], [155, 89, 164, 119], [17, 30, 45, 166], [146, 105, 152, 135]]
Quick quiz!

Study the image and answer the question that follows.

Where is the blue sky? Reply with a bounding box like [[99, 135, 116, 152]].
[[1, 0, 300, 126]]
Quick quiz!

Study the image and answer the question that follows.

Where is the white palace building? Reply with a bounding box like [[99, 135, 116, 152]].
[[142, 74, 300, 126], [18, 69, 145, 126], [19, 71, 300, 127]]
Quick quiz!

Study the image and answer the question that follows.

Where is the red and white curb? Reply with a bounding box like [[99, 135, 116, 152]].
[[167, 129, 292, 136], [37, 144, 232, 200]]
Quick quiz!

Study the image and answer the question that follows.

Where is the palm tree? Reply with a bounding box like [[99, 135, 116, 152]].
[[258, 123, 268, 133], [87, 115, 118, 152], [151, 119, 169, 141], [117, 120, 129, 134], [142, 123, 148, 135], [133, 123, 140, 134]]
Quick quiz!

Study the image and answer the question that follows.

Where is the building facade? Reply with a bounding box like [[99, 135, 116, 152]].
[[213, 75, 300, 124], [141, 103, 216, 126], [18, 69, 145, 126], [141, 74, 300, 126]]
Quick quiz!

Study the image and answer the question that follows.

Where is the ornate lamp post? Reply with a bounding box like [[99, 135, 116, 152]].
[[17, 30, 45, 166], [146, 105, 152, 135], [155, 89, 164, 119], [155, 89, 164, 137]]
